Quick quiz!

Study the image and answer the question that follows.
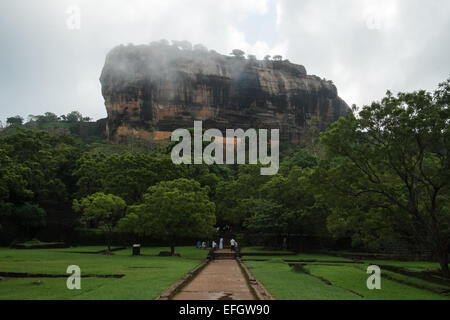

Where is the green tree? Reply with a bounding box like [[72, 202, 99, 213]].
[[243, 199, 288, 244], [0, 148, 33, 234], [31, 112, 60, 126], [320, 79, 450, 277], [6, 116, 24, 127], [73, 152, 106, 198], [214, 164, 271, 228], [230, 49, 245, 58], [141, 178, 216, 255], [315, 158, 404, 251], [304, 116, 324, 158], [280, 148, 317, 172], [11, 203, 46, 239], [273, 55, 283, 61], [215, 180, 244, 226], [1, 129, 80, 206], [64, 111, 84, 123], [117, 204, 155, 242], [74, 152, 185, 204], [73, 192, 127, 252], [258, 166, 331, 242]]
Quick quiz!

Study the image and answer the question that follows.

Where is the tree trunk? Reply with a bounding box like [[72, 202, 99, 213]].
[[170, 244, 175, 256], [106, 228, 112, 254], [429, 212, 449, 279], [437, 248, 449, 279]]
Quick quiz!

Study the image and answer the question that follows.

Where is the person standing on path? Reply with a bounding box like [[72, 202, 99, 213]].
[[230, 238, 236, 251], [219, 238, 223, 250]]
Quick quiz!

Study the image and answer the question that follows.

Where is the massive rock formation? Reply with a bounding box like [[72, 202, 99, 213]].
[[100, 42, 350, 143]]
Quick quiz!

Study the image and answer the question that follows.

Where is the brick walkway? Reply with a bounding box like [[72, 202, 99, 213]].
[[172, 251, 255, 300]]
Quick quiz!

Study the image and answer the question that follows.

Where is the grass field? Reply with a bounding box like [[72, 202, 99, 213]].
[[240, 246, 296, 255], [0, 246, 208, 300], [1, 246, 448, 300], [242, 247, 450, 300]]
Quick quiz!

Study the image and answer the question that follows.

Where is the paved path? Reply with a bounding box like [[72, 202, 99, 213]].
[[172, 253, 255, 300]]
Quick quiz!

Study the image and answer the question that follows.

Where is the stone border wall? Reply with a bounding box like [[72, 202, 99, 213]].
[[156, 259, 210, 300]]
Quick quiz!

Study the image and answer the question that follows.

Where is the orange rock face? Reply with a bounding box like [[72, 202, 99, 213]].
[[100, 43, 350, 143]]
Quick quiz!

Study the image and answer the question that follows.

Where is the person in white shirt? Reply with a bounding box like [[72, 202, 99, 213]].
[[219, 238, 223, 250], [212, 241, 217, 251], [230, 238, 236, 251]]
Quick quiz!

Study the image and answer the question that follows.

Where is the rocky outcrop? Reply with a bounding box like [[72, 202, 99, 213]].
[[100, 42, 350, 143]]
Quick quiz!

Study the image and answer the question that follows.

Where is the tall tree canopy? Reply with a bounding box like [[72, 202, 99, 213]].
[[73, 192, 126, 251], [137, 178, 216, 255], [1, 129, 80, 205], [73, 152, 185, 204], [320, 79, 450, 277]]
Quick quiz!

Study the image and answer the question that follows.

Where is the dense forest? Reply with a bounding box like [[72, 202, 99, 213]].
[[0, 79, 449, 277]]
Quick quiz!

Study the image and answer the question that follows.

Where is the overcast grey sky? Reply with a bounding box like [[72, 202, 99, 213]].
[[0, 0, 449, 123]]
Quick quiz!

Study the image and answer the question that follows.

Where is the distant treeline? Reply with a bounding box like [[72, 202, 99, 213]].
[[2, 111, 106, 143]]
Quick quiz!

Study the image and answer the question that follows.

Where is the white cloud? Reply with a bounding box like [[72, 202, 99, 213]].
[[362, 0, 399, 30], [276, 0, 450, 107], [225, 26, 277, 59]]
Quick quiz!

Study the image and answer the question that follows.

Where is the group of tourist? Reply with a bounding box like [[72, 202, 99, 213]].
[[196, 238, 239, 251]]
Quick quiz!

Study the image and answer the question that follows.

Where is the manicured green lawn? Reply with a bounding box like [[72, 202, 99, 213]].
[[241, 247, 353, 262], [52, 246, 119, 252], [244, 255, 450, 300], [1, 246, 448, 300], [240, 246, 295, 254], [0, 246, 208, 300], [306, 263, 447, 300], [245, 260, 361, 300], [15, 240, 65, 247], [363, 259, 442, 272], [243, 253, 353, 261]]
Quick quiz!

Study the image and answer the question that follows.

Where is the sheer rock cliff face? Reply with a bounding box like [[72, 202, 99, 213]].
[[100, 44, 350, 143]]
